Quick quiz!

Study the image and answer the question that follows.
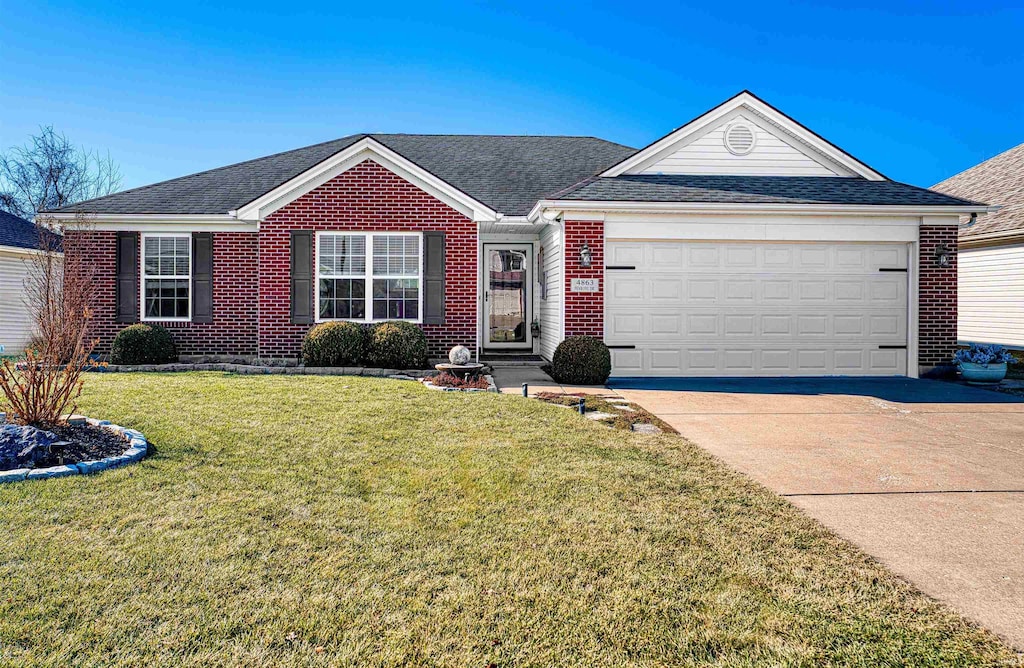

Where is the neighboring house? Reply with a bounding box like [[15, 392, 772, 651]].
[[0, 210, 59, 354], [46, 91, 989, 377], [932, 143, 1024, 348]]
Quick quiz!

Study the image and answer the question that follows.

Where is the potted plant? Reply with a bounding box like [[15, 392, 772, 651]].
[[954, 344, 1017, 384]]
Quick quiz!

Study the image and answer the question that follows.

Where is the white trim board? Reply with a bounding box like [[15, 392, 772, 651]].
[[234, 137, 498, 223], [600, 91, 886, 180]]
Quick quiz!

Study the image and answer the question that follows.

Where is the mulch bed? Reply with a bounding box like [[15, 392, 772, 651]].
[[1, 424, 128, 471]]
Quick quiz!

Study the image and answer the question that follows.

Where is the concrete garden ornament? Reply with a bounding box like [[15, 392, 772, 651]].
[[449, 345, 471, 365], [955, 344, 1016, 384]]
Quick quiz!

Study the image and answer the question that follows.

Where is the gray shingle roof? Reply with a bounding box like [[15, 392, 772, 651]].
[[0, 210, 61, 251], [551, 174, 981, 207], [49, 135, 637, 217], [932, 142, 1024, 239]]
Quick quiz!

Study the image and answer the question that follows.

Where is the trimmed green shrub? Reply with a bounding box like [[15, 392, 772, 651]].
[[302, 321, 368, 367], [110, 324, 177, 365], [367, 321, 429, 369], [551, 336, 611, 385]]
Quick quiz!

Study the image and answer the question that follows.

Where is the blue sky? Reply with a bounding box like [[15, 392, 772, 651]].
[[2, 1, 1022, 191]]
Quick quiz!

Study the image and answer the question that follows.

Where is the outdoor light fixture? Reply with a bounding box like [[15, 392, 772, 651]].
[[934, 243, 951, 268], [579, 242, 592, 268]]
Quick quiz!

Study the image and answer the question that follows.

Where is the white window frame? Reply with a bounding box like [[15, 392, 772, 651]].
[[315, 231, 424, 324], [140, 232, 192, 322]]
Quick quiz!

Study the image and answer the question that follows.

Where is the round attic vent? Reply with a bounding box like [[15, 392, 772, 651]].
[[724, 123, 756, 155]]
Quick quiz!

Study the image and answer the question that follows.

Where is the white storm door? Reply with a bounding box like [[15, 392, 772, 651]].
[[484, 244, 532, 349]]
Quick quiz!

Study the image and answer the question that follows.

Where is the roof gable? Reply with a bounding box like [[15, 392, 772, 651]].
[[235, 137, 499, 222], [601, 91, 885, 181]]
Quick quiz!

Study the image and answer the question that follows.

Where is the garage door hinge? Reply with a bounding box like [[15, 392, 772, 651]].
[[878, 345, 907, 350], [878, 267, 908, 272], [606, 265, 636, 270]]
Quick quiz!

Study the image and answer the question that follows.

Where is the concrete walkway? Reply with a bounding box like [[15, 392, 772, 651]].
[[609, 377, 1024, 649], [492, 366, 610, 396]]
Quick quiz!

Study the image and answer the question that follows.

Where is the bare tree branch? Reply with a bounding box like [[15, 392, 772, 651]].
[[0, 127, 121, 220]]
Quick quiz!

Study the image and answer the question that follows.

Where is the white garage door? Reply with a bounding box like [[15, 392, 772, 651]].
[[605, 241, 909, 377]]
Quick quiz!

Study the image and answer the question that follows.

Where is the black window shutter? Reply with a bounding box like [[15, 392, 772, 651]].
[[290, 230, 314, 324], [423, 232, 445, 325], [115, 231, 139, 323], [192, 232, 213, 323]]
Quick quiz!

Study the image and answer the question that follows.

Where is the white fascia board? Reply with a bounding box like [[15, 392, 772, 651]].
[[0, 244, 54, 258], [601, 92, 886, 181], [531, 199, 997, 219], [233, 137, 498, 223], [41, 213, 257, 232]]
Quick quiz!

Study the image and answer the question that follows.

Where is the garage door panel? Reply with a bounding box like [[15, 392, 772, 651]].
[[606, 241, 909, 377]]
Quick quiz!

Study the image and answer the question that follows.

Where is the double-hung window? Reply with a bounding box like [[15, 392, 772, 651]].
[[142, 234, 191, 320], [318, 232, 421, 322]]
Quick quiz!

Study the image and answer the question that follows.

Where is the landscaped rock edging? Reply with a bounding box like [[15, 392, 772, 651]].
[[86, 363, 434, 379], [0, 417, 149, 484]]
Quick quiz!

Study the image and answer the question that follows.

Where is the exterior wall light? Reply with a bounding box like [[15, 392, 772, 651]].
[[934, 243, 951, 268], [579, 242, 592, 268]]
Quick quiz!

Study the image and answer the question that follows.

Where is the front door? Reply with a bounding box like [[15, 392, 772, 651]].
[[485, 245, 532, 349]]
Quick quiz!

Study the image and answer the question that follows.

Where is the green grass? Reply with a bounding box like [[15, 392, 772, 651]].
[[0, 373, 1013, 667]]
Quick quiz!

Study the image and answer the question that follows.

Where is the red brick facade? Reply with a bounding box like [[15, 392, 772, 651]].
[[563, 219, 605, 338], [918, 225, 958, 371], [64, 231, 259, 357], [65, 170, 959, 375], [258, 159, 477, 358]]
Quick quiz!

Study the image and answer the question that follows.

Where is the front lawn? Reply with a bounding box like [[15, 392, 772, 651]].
[[0, 373, 1012, 666]]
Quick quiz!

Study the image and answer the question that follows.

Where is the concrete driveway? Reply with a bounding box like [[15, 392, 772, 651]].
[[609, 377, 1024, 649]]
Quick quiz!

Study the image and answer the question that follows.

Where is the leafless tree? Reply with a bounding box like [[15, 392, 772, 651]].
[[0, 214, 97, 426], [0, 126, 121, 220]]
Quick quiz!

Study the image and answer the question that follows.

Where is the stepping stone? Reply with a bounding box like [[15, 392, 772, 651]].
[[585, 412, 617, 421], [630, 423, 661, 434], [613, 405, 636, 412]]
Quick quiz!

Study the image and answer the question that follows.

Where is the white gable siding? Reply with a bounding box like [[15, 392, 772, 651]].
[[538, 224, 563, 361], [959, 244, 1024, 348], [0, 250, 35, 355], [636, 114, 843, 177]]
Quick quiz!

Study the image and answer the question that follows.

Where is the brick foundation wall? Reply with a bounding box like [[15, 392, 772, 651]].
[[64, 230, 259, 357], [563, 219, 604, 338], [258, 159, 477, 359], [918, 225, 958, 371]]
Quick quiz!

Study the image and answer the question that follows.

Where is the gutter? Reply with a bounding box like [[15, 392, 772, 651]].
[[528, 199, 999, 222]]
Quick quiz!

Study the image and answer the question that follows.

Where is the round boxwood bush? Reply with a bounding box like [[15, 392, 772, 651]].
[[110, 324, 177, 365], [367, 321, 429, 369], [302, 321, 367, 367], [551, 336, 611, 385]]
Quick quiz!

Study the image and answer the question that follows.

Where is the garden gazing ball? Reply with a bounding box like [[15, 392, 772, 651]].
[[449, 345, 471, 365]]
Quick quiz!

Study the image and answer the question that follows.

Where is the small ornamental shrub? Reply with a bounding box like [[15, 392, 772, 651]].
[[302, 321, 368, 367], [954, 343, 1016, 367], [551, 336, 612, 385], [109, 324, 177, 365], [367, 321, 429, 369]]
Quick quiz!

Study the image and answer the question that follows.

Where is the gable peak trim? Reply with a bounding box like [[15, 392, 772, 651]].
[[600, 91, 886, 181], [233, 136, 499, 222]]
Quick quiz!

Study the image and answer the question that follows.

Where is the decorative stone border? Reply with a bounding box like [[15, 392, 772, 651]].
[[0, 417, 149, 484], [86, 362, 436, 379], [421, 374, 498, 393]]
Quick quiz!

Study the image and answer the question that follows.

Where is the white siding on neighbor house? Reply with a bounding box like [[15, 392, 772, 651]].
[[637, 113, 842, 177], [959, 243, 1024, 348], [538, 223, 563, 361], [0, 249, 35, 355]]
